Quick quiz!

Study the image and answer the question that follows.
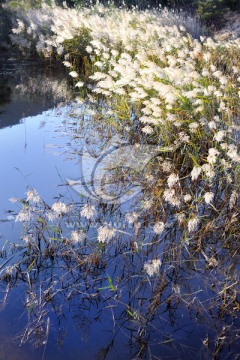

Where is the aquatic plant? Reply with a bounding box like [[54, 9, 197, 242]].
[[1, 2, 240, 357], [2, 176, 240, 357]]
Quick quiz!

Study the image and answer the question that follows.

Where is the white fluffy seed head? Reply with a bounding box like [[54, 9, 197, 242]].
[[204, 192, 214, 204], [153, 221, 165, 234]]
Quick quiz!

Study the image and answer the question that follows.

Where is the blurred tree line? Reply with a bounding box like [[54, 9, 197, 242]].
[[0, 0, 239, 25], [70, 0, 240, 25]]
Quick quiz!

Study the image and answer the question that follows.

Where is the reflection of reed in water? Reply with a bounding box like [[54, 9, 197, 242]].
[[0, 61, 73, 129], [15, 71, 72, 104]]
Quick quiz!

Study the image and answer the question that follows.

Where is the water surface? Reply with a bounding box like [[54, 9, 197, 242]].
[[0, 58, 239, 360]]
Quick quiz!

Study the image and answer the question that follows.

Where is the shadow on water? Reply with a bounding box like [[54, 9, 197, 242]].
[[0, 72, 11, 108], [0, 63, 239, 360]]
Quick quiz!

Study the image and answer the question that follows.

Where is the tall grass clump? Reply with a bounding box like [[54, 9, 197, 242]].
[[10, 2, 240, 240]]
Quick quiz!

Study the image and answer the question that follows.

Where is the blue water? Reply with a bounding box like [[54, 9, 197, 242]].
[[0, 59, 239, 360]]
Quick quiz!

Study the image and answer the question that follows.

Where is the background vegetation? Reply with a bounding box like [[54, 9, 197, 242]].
[[1, 0, 240, 25]]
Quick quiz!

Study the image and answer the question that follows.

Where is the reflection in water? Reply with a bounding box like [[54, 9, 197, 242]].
[[0, 101, 239, 359], [0, 59, 73, 129], [0, 73, 11, 107]]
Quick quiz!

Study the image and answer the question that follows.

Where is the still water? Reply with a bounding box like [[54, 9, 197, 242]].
[[0, 58, 239, 360]]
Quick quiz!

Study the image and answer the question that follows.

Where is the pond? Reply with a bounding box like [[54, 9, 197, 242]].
[[0, 58, 239, 360]]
